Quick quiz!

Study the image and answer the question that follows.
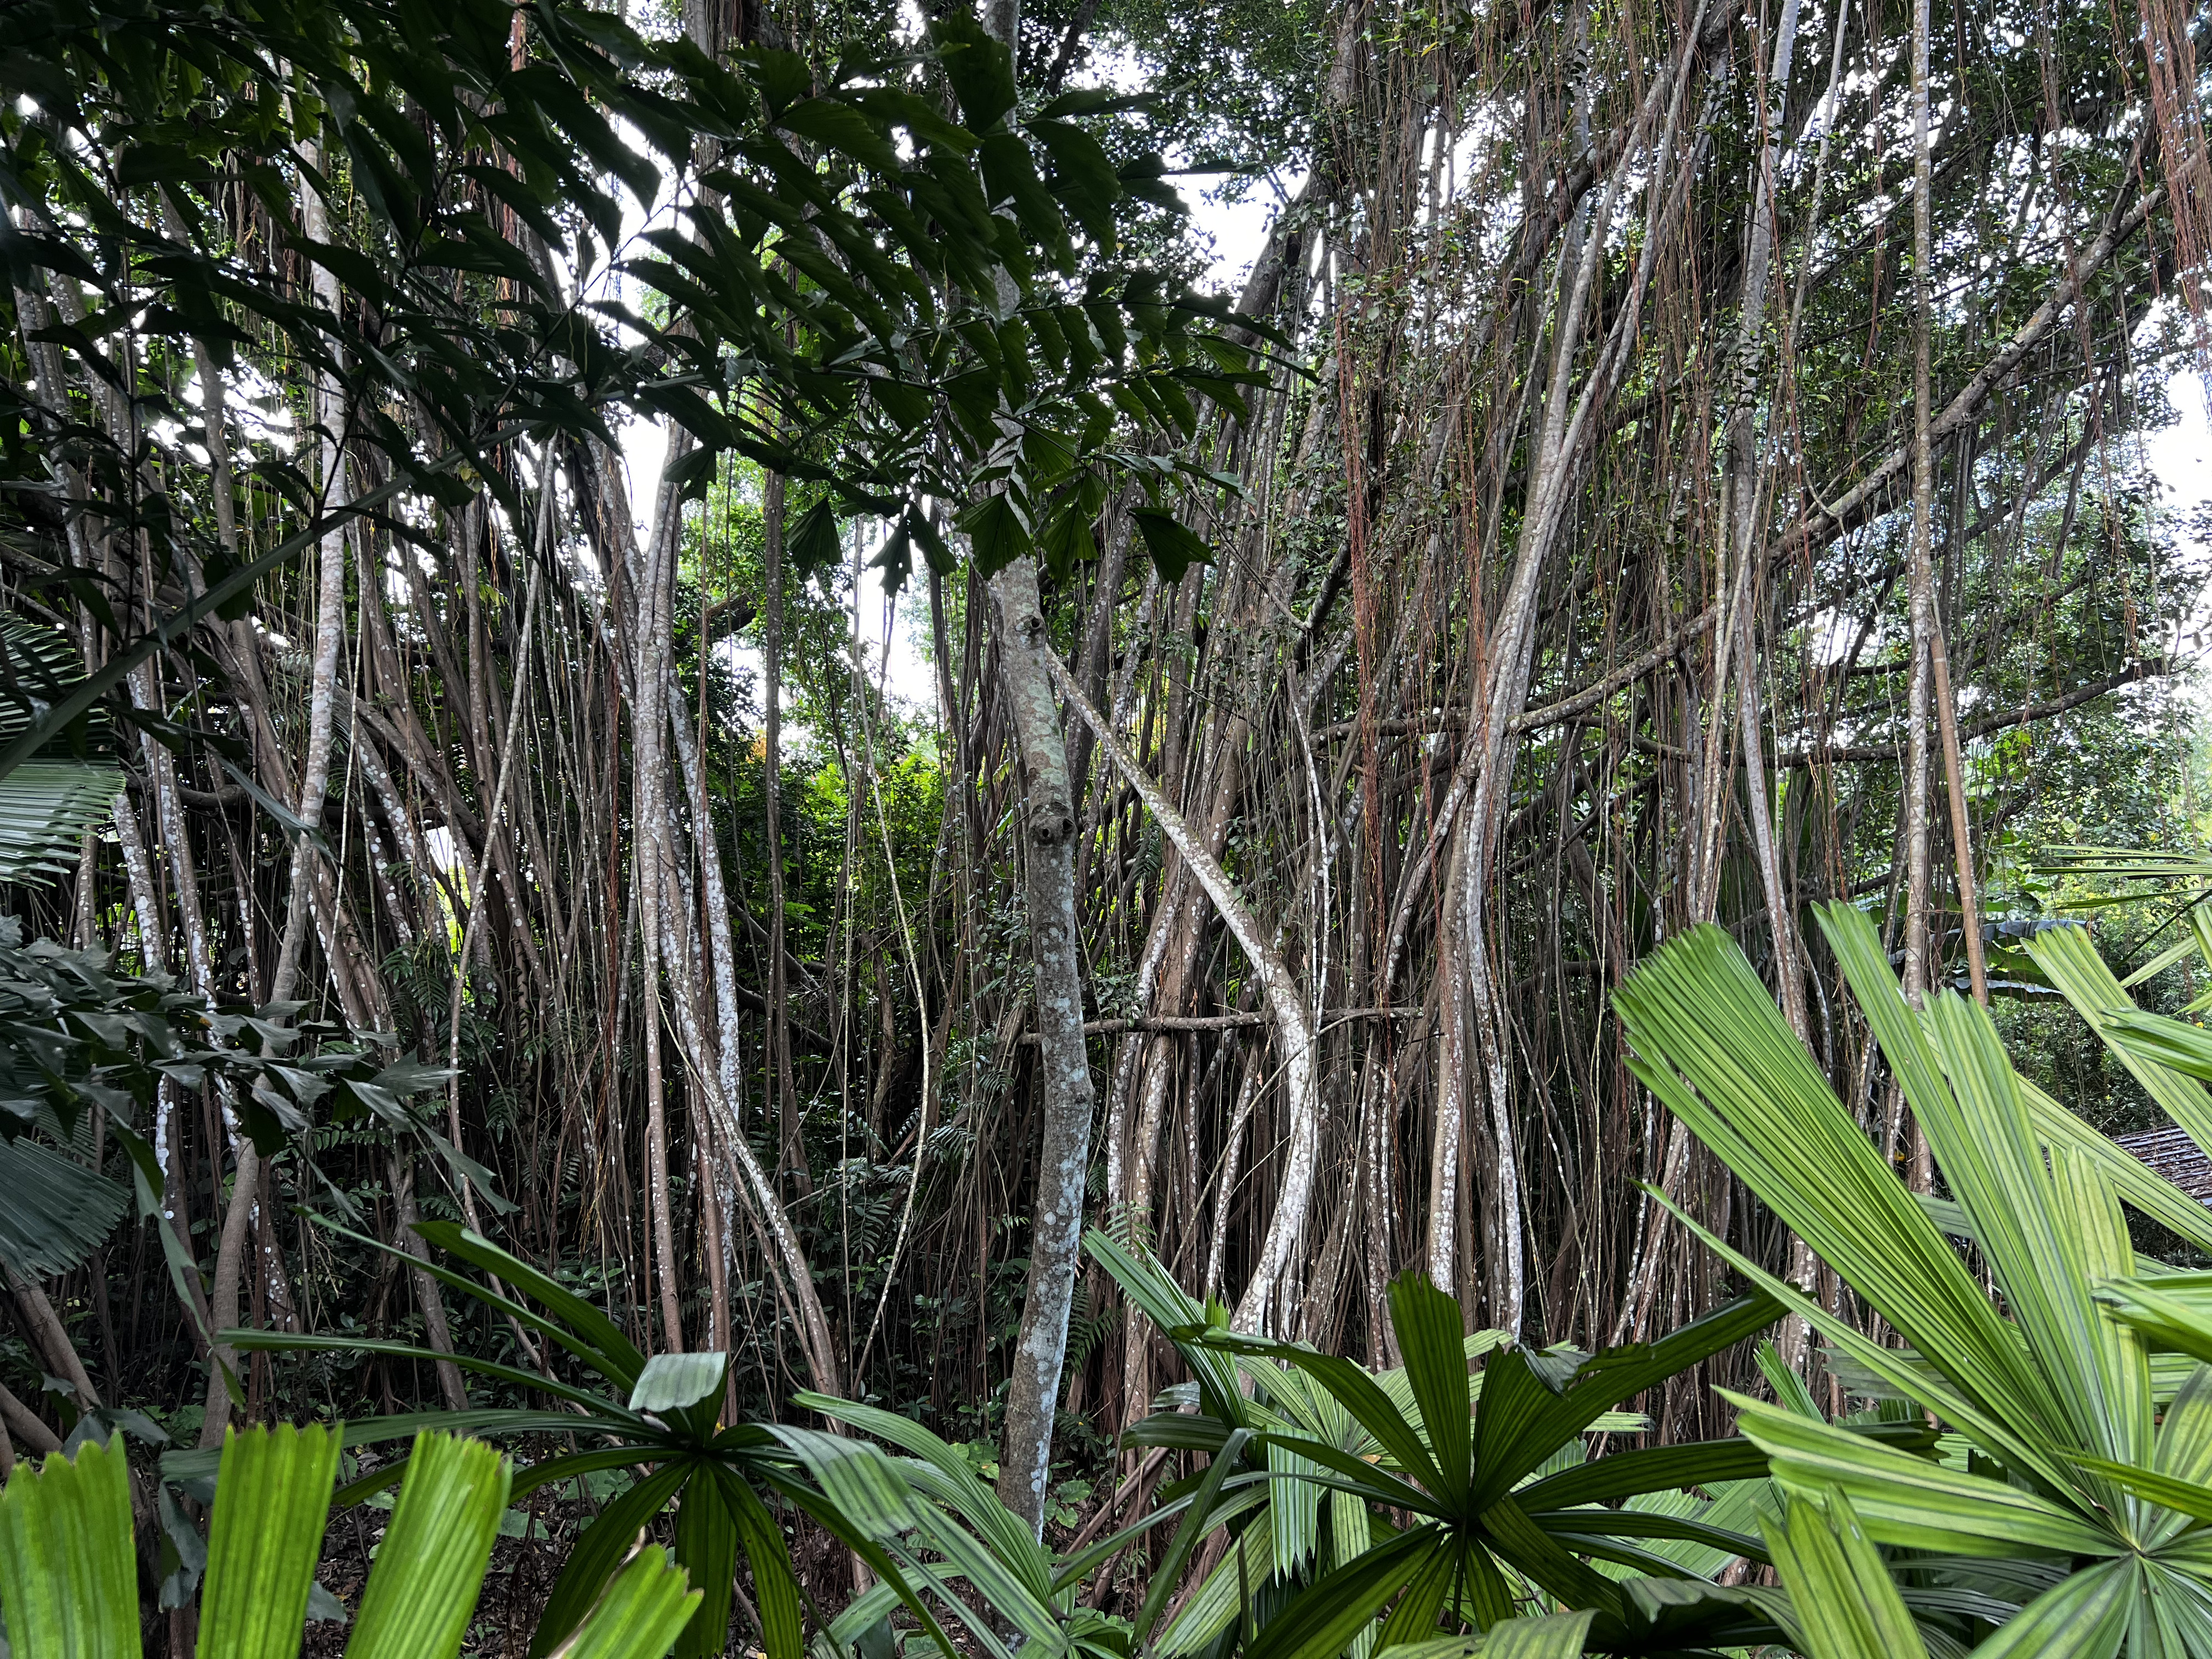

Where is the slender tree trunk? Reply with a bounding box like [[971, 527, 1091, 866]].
[[1717, 0, 1819, 1365], [763, 470, 804, 1195], [630, 441, 690, 1354], [990, 557, 1097, 1533], [1901, 0, 1940, 1194], [1045, 656, 1317, 1335]]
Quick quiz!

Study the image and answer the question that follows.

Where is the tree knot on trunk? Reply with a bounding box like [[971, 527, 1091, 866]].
[[1027, 799, 1075, 847]]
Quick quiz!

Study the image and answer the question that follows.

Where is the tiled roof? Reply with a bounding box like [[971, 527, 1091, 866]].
[[2115, 1126, 2212, 1204]]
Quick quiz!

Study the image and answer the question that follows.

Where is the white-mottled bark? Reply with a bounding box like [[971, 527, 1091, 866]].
[[989, 559, 1098, 1532], [1042, 653, 1318, 1335]]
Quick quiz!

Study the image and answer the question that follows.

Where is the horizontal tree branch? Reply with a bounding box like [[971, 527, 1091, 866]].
[[1018, 1007, 1419, 1044], [1782, 180, 2159, 552], [1315, 607, 1723, 743], [1777, 658, 2169, 768]]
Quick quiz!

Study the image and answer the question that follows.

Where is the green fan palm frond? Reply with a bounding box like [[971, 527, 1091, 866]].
[[0, 1133, 127, 1279], [0, 1426, 698, 1659], [1082, 1230, 1898, 1659], [226, 1218, 873, 1659], [1613, 903, 2212, 1659], [0, 1430, 137, 1656]]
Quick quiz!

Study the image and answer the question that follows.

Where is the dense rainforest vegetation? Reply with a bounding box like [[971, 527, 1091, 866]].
[[5, 0, 2212, 1652]]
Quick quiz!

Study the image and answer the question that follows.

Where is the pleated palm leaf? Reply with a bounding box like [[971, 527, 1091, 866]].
[[1091, 1229, 1522, 1654], [0, 1426, 698, 1658], [1614, 902, 2212, 1657], [800, 1390, 1206, 1659], [220, 1220, 938, 1659], [1761, 1488, 1939, 1659], [0, 618, 118, 888], [1093, 1230, 1947, 1657]]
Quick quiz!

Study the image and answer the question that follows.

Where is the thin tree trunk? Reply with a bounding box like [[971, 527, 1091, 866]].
[[990, 557, 1098, 1532], [763, 469, 804, 1195], [1044, 654, 1318, 1335], [629, 440, 690, 1354], [1900, 0, 1941, 1201]]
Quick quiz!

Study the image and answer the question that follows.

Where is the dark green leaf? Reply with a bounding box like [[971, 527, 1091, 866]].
[[530, 1462, 693, 1658], [1129, 508, 1210, 581]]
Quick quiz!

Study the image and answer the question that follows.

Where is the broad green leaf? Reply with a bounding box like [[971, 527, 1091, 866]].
[[531, 1463, 693, 1658], [786, 500, 844, 576], [799, 1392, 1049, 1597], [2095, 1276, 2212, 1385], [1246, 1427, 1440, 1515], [1157, 1506, 1277, 1657], [1514, 1437, 1773, 1510], [1475, 1495, 1624, 1616], [1835, 914, 2146, 1466], [1387, 1609, 1595, 1658], [1527, 1501, 1768, 1566], [1243, 1525, 1440, 1659], [0, 1436, 137, 1657], [0, 1135, 127, 1279], [305, 1216, 646, 1389], [1266, 1434, 1324, 1578], [2067, 1453, 2212, 1521], [2023, 1078, 2212, 1258], [670, 1472, 735, 1659], [1466, 1292, 1780, 1509], [764, 1426, 916, 1540], [930, 12, 1016, 132], [1136, 1428, 1249, 1644], [1053, 1481, 1265, 1594], [1030, 119, 1123, 251], [510, 1445, 680, 1503], [956, 491, 1030, 578], [2143, 1365, 2212, 1546], [757, 1470, 963, 1659], [1084, 1228, 1245, 1428], [721, 1470, 802, 1659], [630, 1352, 729, 1417], [200, 1422, 342, 1659], [2027, 925, 2212, 1154], [1964, 1556, 2135, 1659], [1374, 1533, 1464, 1647], [1391, 1274, 1473, 1510], [1608, 1576, 1796, 1651], [1646, 1185, 2064, 1497], [1615, 915, 2086, 1494], [0, 759, 120, 886], [775, 97, 900, 174], [1197, 1323, 1451, 1498], [347, 1431, 512, 1659], [898, 1509, 1061, 1651], [1129, 507, 1210, 581]]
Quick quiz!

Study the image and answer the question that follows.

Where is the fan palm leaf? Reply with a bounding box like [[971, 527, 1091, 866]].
[[1614, 902, 2212, 1657]]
